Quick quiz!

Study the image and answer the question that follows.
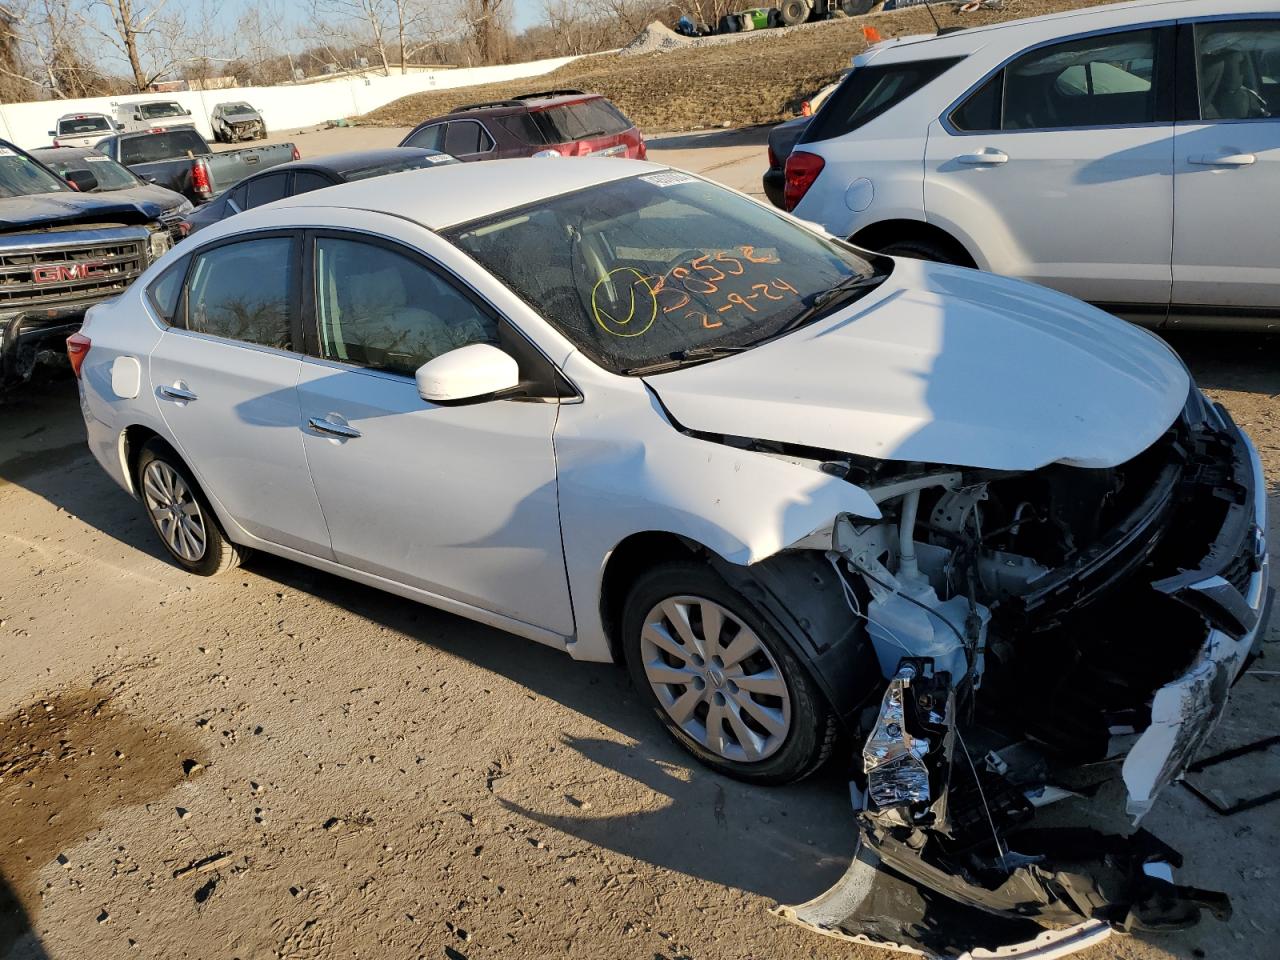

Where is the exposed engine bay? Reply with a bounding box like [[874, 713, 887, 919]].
[[716, 392, 1271, 957]]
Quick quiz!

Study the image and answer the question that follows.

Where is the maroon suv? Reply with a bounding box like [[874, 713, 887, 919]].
[[399, 90, 645, 162]]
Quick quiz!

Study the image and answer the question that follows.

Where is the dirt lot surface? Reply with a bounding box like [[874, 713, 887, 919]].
[[361, 0, 1123, 131], [2, 133, 1279, 960]]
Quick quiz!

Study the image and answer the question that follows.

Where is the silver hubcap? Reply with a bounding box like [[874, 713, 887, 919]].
[[640, 595, 792, 763], [142, 460, 207, 562]]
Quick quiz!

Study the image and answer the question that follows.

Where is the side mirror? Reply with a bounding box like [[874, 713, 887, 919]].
[[64, 169, 99, 192], [415, 343, 519, 404], [47, 130, 55, 137]]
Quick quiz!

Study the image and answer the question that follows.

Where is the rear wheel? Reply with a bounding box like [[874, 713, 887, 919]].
[[136, 439, 246, 576], [877, 238, 963, 265], [841, 0, 877, 14], [779, 0, 810, 26], [622, 561, 836, 784]]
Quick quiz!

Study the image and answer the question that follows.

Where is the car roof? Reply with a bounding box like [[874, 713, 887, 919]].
[[31, 146, 99, 159], [864, 0, 1256, 62], [233, 147, 448, 182], [446, 90, 602, 116], [271, 156, 665, 230]]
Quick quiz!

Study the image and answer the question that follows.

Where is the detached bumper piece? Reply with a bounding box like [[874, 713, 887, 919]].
[[776, 826, 1229, 959]]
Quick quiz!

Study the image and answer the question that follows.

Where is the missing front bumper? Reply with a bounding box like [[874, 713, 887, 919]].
[[778, 405, 1269, 958]]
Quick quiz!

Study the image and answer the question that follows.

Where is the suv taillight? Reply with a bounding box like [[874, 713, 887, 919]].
[[291, 146, 300, 161], [637, 136, 646, 160], [66, 332, 91, 379], [783, 151, 824, 212], [190, 158, 212, 199]]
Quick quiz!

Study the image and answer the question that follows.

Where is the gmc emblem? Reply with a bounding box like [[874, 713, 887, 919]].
[[33, 261, 108, 284]]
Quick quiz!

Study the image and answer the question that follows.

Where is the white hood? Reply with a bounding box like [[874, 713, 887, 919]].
[[645, 260, 1189, 472]]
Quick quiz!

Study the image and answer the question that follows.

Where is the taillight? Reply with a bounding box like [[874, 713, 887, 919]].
[[637, 137, 646, 160], [51, 138, 60, 147], [291, 146, 300, 161], [191, 158, 212, 198], [783, 151, 824, 211], [66, 332, 91, 379]]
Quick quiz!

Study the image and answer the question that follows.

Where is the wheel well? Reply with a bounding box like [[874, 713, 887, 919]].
[[120, 425, 162, 493], [849, 219, 978, 269], [599, 532, 700, 663]]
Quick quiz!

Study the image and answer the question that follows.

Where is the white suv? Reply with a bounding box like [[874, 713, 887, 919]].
[[785, 0, 1279, 330]]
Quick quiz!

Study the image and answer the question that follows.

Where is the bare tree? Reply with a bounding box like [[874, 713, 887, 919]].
[[456, 0, 510, 65], [309, 0, 392, 75]]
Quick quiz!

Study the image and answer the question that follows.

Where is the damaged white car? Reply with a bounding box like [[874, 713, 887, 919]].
[[73, 160, 1271, 958]]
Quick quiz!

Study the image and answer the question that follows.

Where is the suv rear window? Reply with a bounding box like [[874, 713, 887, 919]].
[[802, 57, 963, 143], [120, 130, 205, 165], [532, 99, 632, 143]]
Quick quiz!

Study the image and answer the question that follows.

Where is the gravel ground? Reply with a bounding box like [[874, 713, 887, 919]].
[[1, 127, 1278, 960], [361, 0, 1124, 131]]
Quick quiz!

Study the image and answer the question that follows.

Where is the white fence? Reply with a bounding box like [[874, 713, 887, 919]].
[[0, 54, 586, 151]]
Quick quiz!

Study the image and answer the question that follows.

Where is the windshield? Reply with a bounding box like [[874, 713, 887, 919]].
[[221, 103, 255, 114], [45, 153, 140, 190], [0, 148, 70, 197], [58, 116, 111, 135], [446, 172, 877, 374], [140, 102, 184, 118], [120, 130, 206, 165], [343, 155, 459, 181]]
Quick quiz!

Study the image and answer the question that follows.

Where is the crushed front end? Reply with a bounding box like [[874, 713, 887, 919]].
[[778, 389, 1271, 958]]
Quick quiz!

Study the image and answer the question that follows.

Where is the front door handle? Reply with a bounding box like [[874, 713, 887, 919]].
[[308, 416, 361, 439], [1189, 153, 1256, 167], [158, 385, 197, 402], [957, 149, 1009, 165]]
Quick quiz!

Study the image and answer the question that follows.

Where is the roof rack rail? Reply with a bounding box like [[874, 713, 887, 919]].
[[511, 89, 588, 101], [449, 99, 524, 113]]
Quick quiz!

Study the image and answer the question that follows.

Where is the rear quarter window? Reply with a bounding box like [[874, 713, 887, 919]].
[[147, 256, 189, 324], [802, 57, 964, 143]]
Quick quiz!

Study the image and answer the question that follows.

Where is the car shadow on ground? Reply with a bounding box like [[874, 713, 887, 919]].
[[1164, 329, 1280, 395], [646, 125, 772, 152], [245, 550, 862, 909]]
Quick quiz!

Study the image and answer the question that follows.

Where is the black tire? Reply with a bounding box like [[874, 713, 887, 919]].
[[717, 13, 739, 33], [877, 238, 963, 265], [136, 439, 247, 576], [767, 8, 784, 28], [622, 561, 837, 785], [779, 0, 810, 26], [842, 0, 877, 14]]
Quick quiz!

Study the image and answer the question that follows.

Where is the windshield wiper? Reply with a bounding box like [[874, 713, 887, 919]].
[[765, 272, 889, 342], [621, 344, 750, 376]]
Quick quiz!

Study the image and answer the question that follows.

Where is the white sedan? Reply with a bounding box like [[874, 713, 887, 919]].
[[73, 158, 1269, 957]]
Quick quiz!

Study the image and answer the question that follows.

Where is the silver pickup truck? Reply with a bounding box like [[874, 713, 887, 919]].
[[94, 128, 298, 205], [0, 140, 171, 390]]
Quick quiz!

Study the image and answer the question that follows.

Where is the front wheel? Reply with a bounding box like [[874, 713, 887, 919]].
[[779, 0, 811, 26], [622, 561, 836, 784], [136, 439, 246, 576]]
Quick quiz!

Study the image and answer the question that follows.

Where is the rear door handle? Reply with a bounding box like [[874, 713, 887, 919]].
[[158, 385, 197, 402], [1189, 153, 1256, 167], [308, 416, 361, 439], [958, 150, 1009, 165]]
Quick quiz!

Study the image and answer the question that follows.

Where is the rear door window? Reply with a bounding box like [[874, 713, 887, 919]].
[[802, 57, 963, 143], [245, 172, 289, 208], [147, 256, 189, 324], [181, 236, 295, 349], [994, 28, 1164, 130], [1191, 19, 1280, 120], [292, 170, 336, 194], [444, 121, 493, 156]]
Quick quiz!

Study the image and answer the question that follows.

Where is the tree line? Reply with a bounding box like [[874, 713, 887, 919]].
[[0, 0, 756, 102]]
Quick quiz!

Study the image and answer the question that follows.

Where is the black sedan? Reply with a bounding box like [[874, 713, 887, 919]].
[[31, 145, 193, 235], [180, 147, 457, 236]]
